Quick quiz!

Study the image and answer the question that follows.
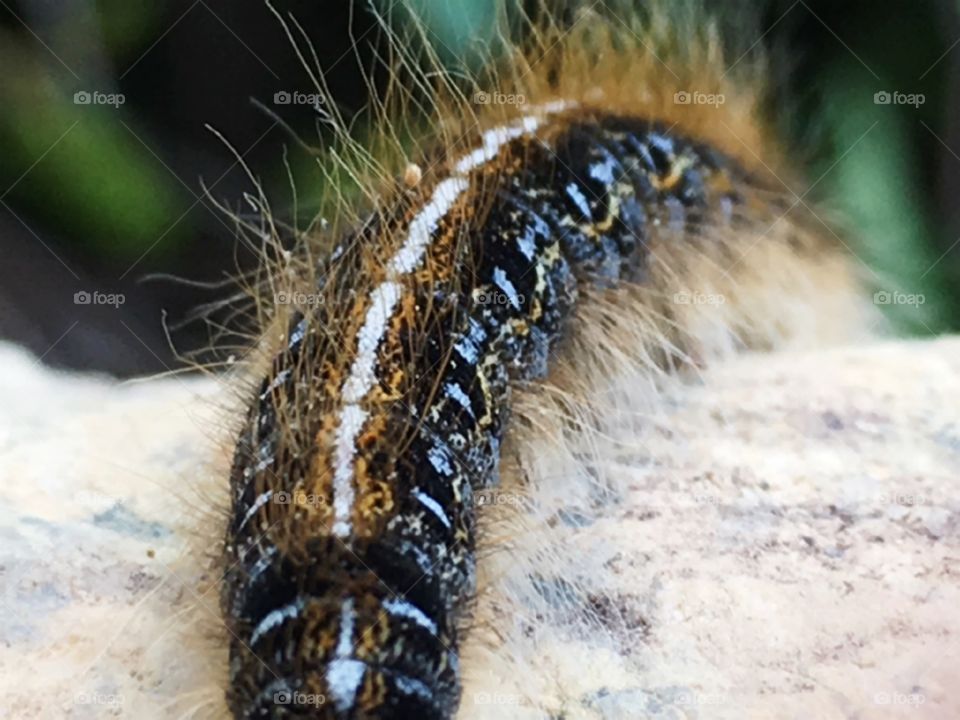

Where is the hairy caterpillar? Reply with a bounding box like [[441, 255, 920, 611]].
[[218, 2, 872, 718]]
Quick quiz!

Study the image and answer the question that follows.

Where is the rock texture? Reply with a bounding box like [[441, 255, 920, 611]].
[[0, 337, 958, 719]]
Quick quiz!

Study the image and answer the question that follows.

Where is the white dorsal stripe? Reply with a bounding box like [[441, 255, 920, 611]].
[[327, 659, 365, 712], [336, 597, 355, 653], [340, 281, 403, 403], [330, 101, 575, 538], [326, 598, 365, 712], [389, 177, 470, 275], [332, 404, 368, 537], [453, 115, 540, 174]]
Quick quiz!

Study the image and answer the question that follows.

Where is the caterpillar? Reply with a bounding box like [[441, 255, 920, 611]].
[[219, 2, 873, 718]]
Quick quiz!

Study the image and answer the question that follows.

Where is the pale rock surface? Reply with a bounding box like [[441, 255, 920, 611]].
[[0, 338, 958, 719]]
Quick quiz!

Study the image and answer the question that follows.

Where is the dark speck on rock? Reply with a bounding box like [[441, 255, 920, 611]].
[[822, 411, 844, 430]]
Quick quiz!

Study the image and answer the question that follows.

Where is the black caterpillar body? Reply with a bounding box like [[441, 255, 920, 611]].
[[222, 111, 758, 719]]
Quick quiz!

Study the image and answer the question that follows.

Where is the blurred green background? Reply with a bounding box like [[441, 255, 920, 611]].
[[0, 0, 958, 375]]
